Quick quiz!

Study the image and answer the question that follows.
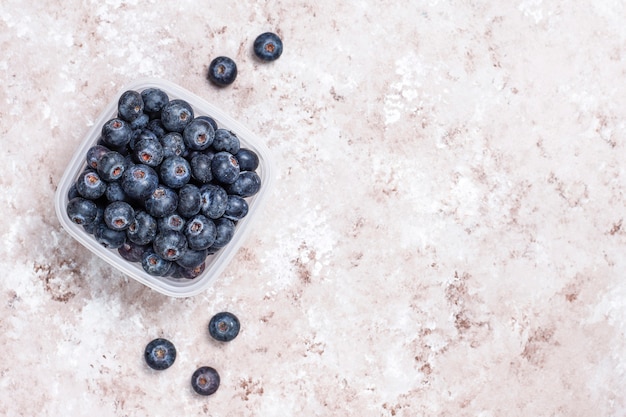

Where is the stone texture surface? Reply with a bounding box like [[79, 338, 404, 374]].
[[1, 0, 626, 416]]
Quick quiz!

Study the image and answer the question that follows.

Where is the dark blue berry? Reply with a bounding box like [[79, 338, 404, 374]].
[[141, 88, 169, 119], [160, 99, 194, 133], [66, 197, 98, 225], [102, 118, 132, 148], [68, 183, 80, 200], [212, 129, 240, 154], [104, 201, 135, 231], [118, 90, 144, 122], [177, 184, 202, 218], [176, 247, 208, 269], [208, 311, 240, 342], [144, 338, 176, 370], [182, 118, 215, 151], [147, 119, 167, 139], [223, 195, 248, 221], [97, 151, 126, 182], [144, 185, 178, 218], [83, 204, 105, 235], [133, 137, 164, 167], [126, 210, 158, 245], [118, 240, 150, 263], [195, 115, 218, 131], [76, 169, 107, 200], [177, 262, 206, 279], [160, 156, 191, 189], [199, 184, 228, 219], [129, 113, 149, 130], [208, 56, 237, 86], [121, 164, 159, 200], [253, 32, 283, 61], [141, 249, 172, 276], [184, 214, 217, 250], [105, 181, 129, 202], [158, 213, 186, 233], [86, 145, 111, 170], [211, 151, 240, 184], [153, 230, 187, 261], [226, 171, 262, 197], [234, 148, 259, 172], [94, 222, 127, 249], [129, 128, 159, 152], [190, 153, 213, 184], [191, 366, 220, 396], [160, 132, 186, 158], [212, 217, 236, 248]]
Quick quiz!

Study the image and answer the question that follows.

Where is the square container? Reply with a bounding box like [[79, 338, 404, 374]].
[[54, 78, 274, 298]]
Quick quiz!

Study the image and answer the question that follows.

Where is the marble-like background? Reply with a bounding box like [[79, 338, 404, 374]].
[[2, 0, 626, 415]]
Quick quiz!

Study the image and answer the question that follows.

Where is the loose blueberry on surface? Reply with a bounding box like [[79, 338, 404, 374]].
[[76, 169, 107, 200], [183, 118, 215, 151], [160, 156, 191, 189], [118, 90, 144, 122], [121, 164, 159, 200], [102, 118, 132, 149], [153, 230, 187, 261], [212, 129, 240, 154], [177, 184, 202, 218], [211, 151, 240, 184], [141, 248, 172, 276], [144, 338, 176, 370], [141, 88, 169, 119], [126, 210, 158, 245], [67, 197, 98, 225], [97, 151, 126, 182], [207, 56, 237, 87], [104, 201, 135, 231], [208, 311, 241, 342], [199, 184, 228, 219], [144, 185, 178, 218], [234, 148, 259, 172], [253, 32, 283, 61], [191, 366, 220, 396], [226, 171, 262, 198], [160, 99, 194, 133], [223, 195, 249, 221], [190, 153, 214, 184]]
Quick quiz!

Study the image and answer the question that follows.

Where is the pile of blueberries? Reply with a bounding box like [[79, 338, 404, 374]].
[[66, 86, 262, 279], [145, 311, 240, 396]]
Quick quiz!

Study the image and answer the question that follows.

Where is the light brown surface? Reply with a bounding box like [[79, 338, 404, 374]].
[[2, 1, 626, 416]]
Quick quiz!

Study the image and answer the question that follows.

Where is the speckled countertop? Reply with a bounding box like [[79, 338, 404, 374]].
[[2, 1, 626, 416]]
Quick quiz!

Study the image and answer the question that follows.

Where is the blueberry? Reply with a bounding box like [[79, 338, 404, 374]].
[[177, 262, 206, 279], [226, 171, 262, 197], [153, 230, 187, 261], [184, 214, 217, 250], [144, 185, 178, 218], [105, 181, 129, 202], [212, 217, 236, 248], [97, 151, 126, 182], [190, 153, 213, 184], [211, 151, 240, 185], [195, 115, 218, 131], [76, 169, 107, 200], [118, 90, 144, 122], [147, 118, 167, 139], [144, 338, 176, 370], [118, 240, 150, 263], [207, 56, 237, 87], [126, 210, 158, 245], [223, 195, 248, 221], [141, 88, 169, 119], [68, 183, 80, 200], [158, 213, 186, 233], [212, 129, 240, 154], [176, 247, 208, 269], [94, 222, 127, 249], [86, 145, 111, 170], [208, 311, 240, 342], [182, 118, 215, 151], [160, 132, 186, 159], [129, 113, 150, 130], [104, 201, 135, 231], [177, 184, 202, 218], [253, 32, 283, 61], [160, 99, 194, 133], [66, 197, 98, 225], [141, 249, 172, 276], [130, 128, 159, 152], [121, 164, 159, 200], [102, 118, 132, 149], [133, 137, 164, 167], [199, 184, 228, 219], [160, 156, 191, 189], [83, 204, 105, 235], [191, 366, 220, 396], [234, 148, 259, 172]]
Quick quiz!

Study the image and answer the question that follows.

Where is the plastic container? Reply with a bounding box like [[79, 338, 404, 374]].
[[54, 78, 274, 297]]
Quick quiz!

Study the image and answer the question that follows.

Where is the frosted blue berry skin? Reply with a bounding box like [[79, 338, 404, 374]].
[[160, 156, 191, 189], [104, 201, 135, 231], [144, 338, 176, 370], [226, 171, 261, 198], [253, 32, 283, 61], [102, 118, 132, 149], [144, 185, 178, 218], [208, 311, 240, 342], [66, 197, 98, 226], [191, 366, 220, 396], [212, 129, 240, 154], [211, 151, 240, 185], [141, 88, 169, 119], [141, 249, 172, 276], [118, 90, 144, 122], [183, 118, 214, 151], [121, 164, 159, 200], [160, 99, 194, 133], [207, 56, 237, 86]]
